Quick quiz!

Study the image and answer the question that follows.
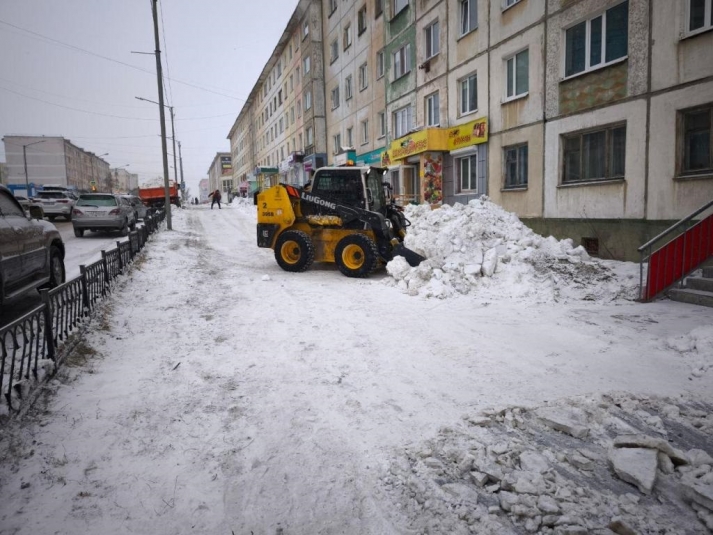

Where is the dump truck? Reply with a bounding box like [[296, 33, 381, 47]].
[[138, 183, 181, 209], [256, 166, 425, 278]]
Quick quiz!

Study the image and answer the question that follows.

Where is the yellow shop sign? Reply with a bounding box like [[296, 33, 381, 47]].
[[386, 128, 448, 162], [446, 118, 488, 151]]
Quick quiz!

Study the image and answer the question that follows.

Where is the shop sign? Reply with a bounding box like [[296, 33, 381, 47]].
[[279, 160, 291, 173], [446, 118, 488, 151], [254, 166, 278, 175], [288, 151, 304, 164], [385, 128, 448, 163], [334, 149, 356, 166], [220, 156, 233, 175], [356, 148, 384, 166]]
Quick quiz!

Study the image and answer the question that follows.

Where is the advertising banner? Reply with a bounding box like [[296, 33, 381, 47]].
[[446, 118, 488, 151]]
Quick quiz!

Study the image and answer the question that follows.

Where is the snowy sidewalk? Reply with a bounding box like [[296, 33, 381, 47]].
[[0, 204, 711, 534]]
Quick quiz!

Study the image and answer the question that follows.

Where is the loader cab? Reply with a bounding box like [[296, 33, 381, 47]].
[[309, 166, 388, 214]]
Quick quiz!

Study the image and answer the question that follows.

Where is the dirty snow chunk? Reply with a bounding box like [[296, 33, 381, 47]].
[[608, 517, 638, 535], [688, 449, 713, 467], [481, 248, 498, 277], [499, 491, 519, 511], [608, 447, 658, 494], [658, 452, 675, 474], [441, 483, 479, 505], [535, 407, 590, 439], [386, 256, 411, 280], [537, 495, 560, 514], [520, 451, 550, 474], [567, 453, 594, 471], [470, 471, 489, 487], [613, 434, 676, 457], [261, 274, 271, 281], [682, 482, 713, 512]]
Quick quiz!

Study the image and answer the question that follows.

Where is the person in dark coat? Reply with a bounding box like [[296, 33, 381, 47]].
[[209, 189, 222, 209]]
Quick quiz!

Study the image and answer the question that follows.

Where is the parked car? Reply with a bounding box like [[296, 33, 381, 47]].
[[120, 194, 148, 221], [72, 193, 137, 237], [0, 185, 66, 310], [33, 190, 77, 221]]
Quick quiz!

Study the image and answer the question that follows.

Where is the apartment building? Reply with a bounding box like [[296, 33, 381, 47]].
[[2, 136, 110, 195], [110, 168, 139, 194], [207, 152, 233, 196], [227, 0, 712, 260]]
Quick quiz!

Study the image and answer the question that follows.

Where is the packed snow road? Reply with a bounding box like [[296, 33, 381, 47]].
[[0, 203, 711, 534]]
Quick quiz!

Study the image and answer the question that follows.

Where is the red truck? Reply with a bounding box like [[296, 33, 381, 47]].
[[138, 183, 181, 209]]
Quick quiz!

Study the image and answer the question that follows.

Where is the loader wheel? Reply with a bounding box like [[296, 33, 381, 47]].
[[335, 234, 379, 278], [275, 230, 315, 272]]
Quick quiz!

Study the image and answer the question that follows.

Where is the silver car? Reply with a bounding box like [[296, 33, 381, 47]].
[[72, 194, 137, 237], [121, 195, 149, 221], [33, 190, 77, 221]]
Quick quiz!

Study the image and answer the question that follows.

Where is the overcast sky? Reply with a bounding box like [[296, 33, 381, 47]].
[[0, 0, 298, 197]]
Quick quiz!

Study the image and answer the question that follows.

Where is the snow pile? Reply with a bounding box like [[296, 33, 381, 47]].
[[378, 393, 713, 534], [665, 326, 713, 379], [139, 177, 175, 188], [386, 199, 639, 302]]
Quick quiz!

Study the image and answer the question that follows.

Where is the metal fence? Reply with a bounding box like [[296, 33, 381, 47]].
[[0, 210, 166, 419]]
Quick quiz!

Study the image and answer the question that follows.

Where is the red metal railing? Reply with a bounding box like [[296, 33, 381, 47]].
[[639, 200, 713, 301]]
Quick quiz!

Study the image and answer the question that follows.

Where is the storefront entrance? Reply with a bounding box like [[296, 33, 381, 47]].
[[389, 165, 419, 205]]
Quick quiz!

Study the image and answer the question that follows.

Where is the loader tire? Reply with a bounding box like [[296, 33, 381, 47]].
[[335, 234, 379, 278], [275, 230, 315, 272]]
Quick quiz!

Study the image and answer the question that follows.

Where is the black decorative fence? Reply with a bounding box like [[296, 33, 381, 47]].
[[0, 210, 166, 419]]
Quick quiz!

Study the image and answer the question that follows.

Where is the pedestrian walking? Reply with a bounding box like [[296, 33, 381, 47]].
[[209, 189, 222, 209]]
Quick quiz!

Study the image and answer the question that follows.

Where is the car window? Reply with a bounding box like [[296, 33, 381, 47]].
[[37, 191, 66, 199], [0, 191, 26, 217], [77, 195, 117, 207]]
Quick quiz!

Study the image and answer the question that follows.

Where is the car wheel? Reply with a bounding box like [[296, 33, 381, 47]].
[[74, 228, 84, 237], [49, 246, 66, 287]]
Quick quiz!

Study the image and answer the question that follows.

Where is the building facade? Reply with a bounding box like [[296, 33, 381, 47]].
[[207, 152, 233, 197], [2, 136, 111, 195], [226, 0, 713, 260], [111, 168, 139, 194]]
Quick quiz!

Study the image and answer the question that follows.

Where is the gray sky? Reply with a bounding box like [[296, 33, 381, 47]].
[[0, 0, 298, 198]]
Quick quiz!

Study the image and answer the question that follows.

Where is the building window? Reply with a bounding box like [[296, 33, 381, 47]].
[[344, 24, 352, 50], [457, 154, 478, 192], [303, 55, 311, 74], [393, 0, 408, 16], [359, 62, 368, 90], [331, 86, 340, 109], [504, 144, 528, 188], [345, 75, 353, 100], [680, 105, 712, 176], [503, 0, 522, 9], [303, 21, 309, 39], [307, 126, 314, 146], [331, 39, 339, 63], [347, 127, 353, 147], [297, 100, 302, 117], [688, 0, 713, 33], [425, 92, 439, 126], [333, 133, 342, 154], [329, 0, 337, 15], [375, 0, 383, 18], [460, 73, 477, 115], [562, 123, 626, 183], [378, 111, 386, 138], [565, 1, 628, 78], [361, 119, 369, 144], [505, 49, 529, 100], [305, 90, 312, 111], [296, 66, 301, 83], [290, 107, 295, 124], [459, 0, 477, 36], [358, 5, 368, 35], [376, 50, 385, 79], [393, 106, 412, 138], [393, 43, 411, 80], [425, 20, 439, 59]]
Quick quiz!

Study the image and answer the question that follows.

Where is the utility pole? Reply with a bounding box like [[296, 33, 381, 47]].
[[169, 106, 179, 188], [151, 0, 172, 230], [178, 140, 185, 201]]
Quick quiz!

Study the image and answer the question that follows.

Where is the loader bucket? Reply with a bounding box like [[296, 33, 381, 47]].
[[393, 243, 426, 267]]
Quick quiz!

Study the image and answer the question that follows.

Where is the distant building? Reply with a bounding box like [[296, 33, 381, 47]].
[[2, 135, 110, 196], [207, 153, 233, 197], [111, 168, 138, 194], [199, 178, 209, 203]]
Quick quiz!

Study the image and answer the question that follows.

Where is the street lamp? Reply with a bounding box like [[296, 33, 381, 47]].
[[22, 139, 49, 196]]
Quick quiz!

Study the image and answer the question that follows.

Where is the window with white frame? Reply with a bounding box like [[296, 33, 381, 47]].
[[564, 1, 628, 78], [459, 0, 477, 36], [361, 119, 369, 144], [393, 106, 412, 138], [303, 55, 311, 74], [358, 5, 367, 35], [504, 144, 528, 188], [425, 20, 439, 59], [330, 39, 339, 63], [303, 21, 309, 39], [307, 126, 314, 146], [376, 50, 385, 78], [345, 75, 353, 100], [347, 127, 353, 147], [393, 0, 408, 16], [393, 43, 411, 80], [333, 133, 342, 154], [679, 104, 712, 176], [456, 154, 478, 193], [425, 92, 440, 126], [290, 107, 295, 124], [359, 62, 368, 90], [562, 123, 626, 183], [378, 111, 386, 137], [297, 99, 302, 117], [460, 73, 477, 115], [331, 85, 340, 109], [505, 48, 529, 99], [344, 24, 352, 49], [305, 90, 312, 111], [503, 0, 522, 8], [688, 0, 713, 33]]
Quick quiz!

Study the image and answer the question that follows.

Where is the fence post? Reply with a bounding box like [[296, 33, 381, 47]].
[[80, 265, 91, 316], [116, 241, 124, 272], [101, 251, 110, 294], [39, 289, 56, 363]]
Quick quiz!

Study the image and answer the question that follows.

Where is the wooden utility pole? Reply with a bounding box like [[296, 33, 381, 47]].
[[152, 0, 172, 230]]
